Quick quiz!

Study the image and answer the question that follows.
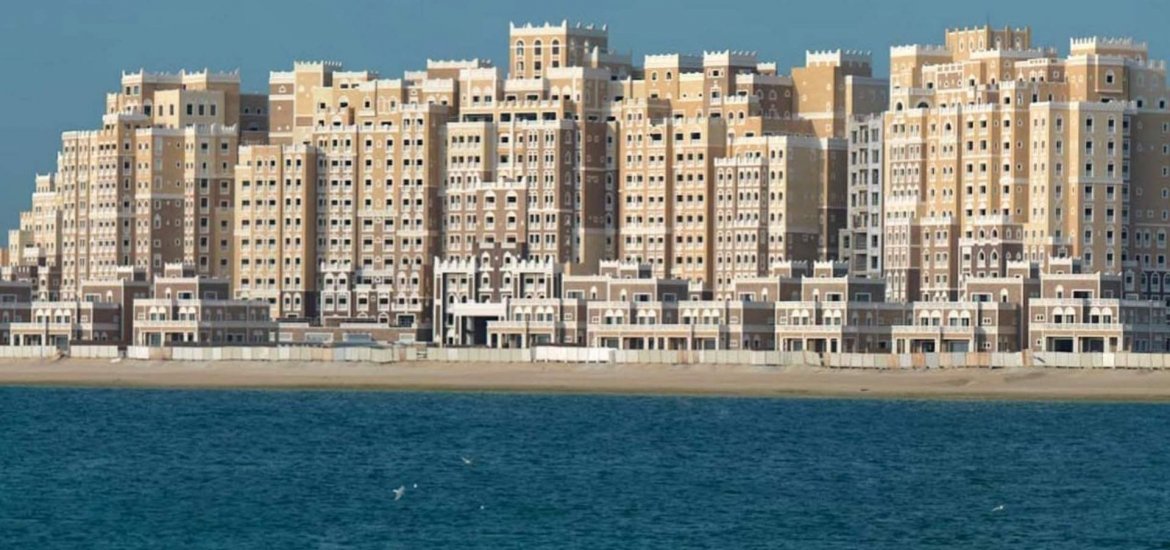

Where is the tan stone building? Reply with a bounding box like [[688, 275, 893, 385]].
[[884, 27, 1170, 305], [434, 256, 561, 346], [5, 21, 1169, 353], [9, 70, 267, 299], [133, 263, 274, 346], [233, 144, 318, 320], [1027, 258, 1169, 352]]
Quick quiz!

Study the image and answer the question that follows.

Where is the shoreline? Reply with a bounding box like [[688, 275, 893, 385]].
[[3, 359, 1170, 402]]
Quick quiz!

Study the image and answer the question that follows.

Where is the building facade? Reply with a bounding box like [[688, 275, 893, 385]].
[[884, 27, 1170, 305], [3, 21, 1169, 352]]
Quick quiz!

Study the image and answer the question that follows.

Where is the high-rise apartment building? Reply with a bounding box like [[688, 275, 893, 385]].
[[8, 70, 267, 300], [233, 144, 318, 320], [7, 21, 1169, 349], [883, 27, 1170, 303], [839, 114, 884, 281]]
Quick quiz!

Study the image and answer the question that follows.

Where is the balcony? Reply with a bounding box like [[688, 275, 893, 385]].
[[1030, 322, 1123, 332]]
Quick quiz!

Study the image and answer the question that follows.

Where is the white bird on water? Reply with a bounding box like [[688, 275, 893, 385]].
[[393, 486, 406, 501], [991, 504, 1005, 512]]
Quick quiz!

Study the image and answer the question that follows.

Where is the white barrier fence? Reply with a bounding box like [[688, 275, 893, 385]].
[[0, 346, 60, 359], [428, 347, 534, 363], [122, 346, 403, 363], [23, 345, 1170, 370], [533, 346, 614, 363], [69, 345, 122, 359], [413, 348, 1170, 369]]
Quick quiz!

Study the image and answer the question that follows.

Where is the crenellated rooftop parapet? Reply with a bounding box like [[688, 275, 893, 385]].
[[1014, 56, 1065, 67], [947, 25, 1029, 33], [420, 78, 456, 92], [731, 133, 833, 150], [435, 256, 480, 273], [502, 77, 547, 93], [805, 49, 871, 67], [507, 256, 559, 273], [703, 50, 758, 68], [121, 68, 240, 86], [1070, 36, 1148, 52], [1136, 59, 1167, 71], [491, 98, 569, 111], [100, 112, 149, 125], [598, 259, 650, 272], [969, 47, 1058, 60], [768, 260, 811, 278], [427, 58, 492, 70], [890, 44, 951, 57], [736, 73, 793, 86], [544, 65, 613, 80], [643, 53, 703, 70], [459, 67, 503, 82], [133, 123, 239, 138], [589, 47, 632, 67], [509, 20, 608, 37], [403, 70, 429, 81], [353, 78, 407, 91], [718, 94, 756, 106], [268, 70, 295, 84], [293, 60, 344, 70]]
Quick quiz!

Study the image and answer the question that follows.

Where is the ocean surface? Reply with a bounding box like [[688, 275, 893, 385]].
[[2, 389, 1169, 549]]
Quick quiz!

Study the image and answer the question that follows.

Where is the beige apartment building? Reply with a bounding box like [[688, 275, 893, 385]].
[[233, 144, 319, 320], [8, 70, 267, 300], [133, 263, 274, 346], [4, 21, 1170, 351], [882, 27, 1170, 305], [710, 135, 845, 298], [7, 21, 891, 347]]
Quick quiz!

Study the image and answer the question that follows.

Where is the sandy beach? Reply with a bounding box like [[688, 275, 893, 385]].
[[3, 358, 1170, 401]]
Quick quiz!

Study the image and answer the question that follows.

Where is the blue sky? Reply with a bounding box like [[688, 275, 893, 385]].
[[0, 0, 1164, 240]]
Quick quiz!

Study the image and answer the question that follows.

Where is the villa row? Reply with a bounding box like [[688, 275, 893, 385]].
[[6, 22, 1170, 353], [0, 255, 1162, 353], [435, 257, 1170, 354], [0, 263, 273, 348]]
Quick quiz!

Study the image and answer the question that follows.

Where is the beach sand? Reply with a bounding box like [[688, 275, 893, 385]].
[[3, 358, 1170, 401]]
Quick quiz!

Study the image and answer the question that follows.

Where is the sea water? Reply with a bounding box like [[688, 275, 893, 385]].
[[2, 388, 1169, 548]]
